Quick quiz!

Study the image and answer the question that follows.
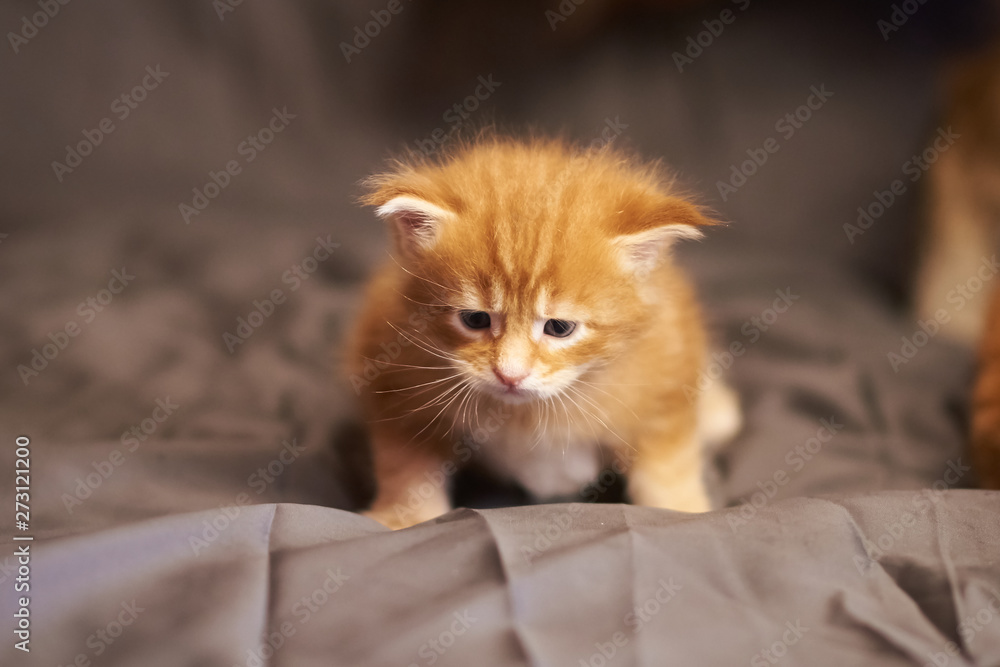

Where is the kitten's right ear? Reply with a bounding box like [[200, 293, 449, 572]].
[[612, 197, 715, 276], [372, 195, 455, 257]]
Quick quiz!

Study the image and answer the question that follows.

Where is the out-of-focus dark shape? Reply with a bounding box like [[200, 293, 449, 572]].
[[972, 284, 1000, 488], [918, 40, 1000, 342]]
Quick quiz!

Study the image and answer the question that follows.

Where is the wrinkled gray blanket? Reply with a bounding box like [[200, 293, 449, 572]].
[[3, 497, 1000, 666]]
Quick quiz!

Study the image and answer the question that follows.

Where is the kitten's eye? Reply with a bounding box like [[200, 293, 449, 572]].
[[543, 319, 576, 338], [459, 310, 491, 330]]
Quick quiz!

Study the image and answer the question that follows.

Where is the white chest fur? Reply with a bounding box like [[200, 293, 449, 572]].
[[474, 421, 604, 499]]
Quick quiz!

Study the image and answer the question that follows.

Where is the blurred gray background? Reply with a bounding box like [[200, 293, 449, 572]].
[[0, 0, 995, 532]]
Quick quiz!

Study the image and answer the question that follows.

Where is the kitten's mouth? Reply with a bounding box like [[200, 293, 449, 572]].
[[483, 382, 537, 404]]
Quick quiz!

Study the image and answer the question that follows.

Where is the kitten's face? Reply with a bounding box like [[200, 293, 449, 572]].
[[447, 302, 590, 405], [428, 263, 627, 405], [366, 140, 709, 406]]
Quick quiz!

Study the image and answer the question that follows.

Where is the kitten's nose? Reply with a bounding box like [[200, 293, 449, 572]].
[[493, 367, 528, 388]]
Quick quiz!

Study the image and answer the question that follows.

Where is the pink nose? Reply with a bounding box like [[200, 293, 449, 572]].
[[493, 368, 528, 388]]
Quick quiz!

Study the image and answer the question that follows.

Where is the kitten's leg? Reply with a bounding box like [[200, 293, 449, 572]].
[[916, 149, 996, 344], [627, 431, 711, 513], [698, 378, 742, 451], [364, 432, 451, 530]]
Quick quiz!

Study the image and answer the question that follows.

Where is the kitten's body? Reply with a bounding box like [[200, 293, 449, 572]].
[[349, 137, 737, 529]]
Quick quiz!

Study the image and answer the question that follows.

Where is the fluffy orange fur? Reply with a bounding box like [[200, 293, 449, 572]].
[[348, 136, 729, 529]]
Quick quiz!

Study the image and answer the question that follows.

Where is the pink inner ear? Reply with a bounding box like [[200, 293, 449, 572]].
[[391, 208, 439, 250], [395, 209, 435, 236], [628, 239, 661, 267], [376, 196, 454, 251], [614, 224, 703, 274]]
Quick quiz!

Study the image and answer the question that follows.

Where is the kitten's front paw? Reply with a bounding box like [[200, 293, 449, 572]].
[[362, 499, 450, 530], [628, 472, 712, 513], [698, 379, 742, 451], [362, 507, 420, 530]]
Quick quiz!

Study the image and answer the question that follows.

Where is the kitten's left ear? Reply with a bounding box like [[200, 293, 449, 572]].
[[612, 197, 714, 275], [373, 195, 456, 257]]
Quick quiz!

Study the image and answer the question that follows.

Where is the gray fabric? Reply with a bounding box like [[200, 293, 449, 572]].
[[2, 0, 999, 665], [3, 498, 1000, 666]]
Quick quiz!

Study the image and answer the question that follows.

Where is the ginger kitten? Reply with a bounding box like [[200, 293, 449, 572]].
[[349, 137, 738, 529]]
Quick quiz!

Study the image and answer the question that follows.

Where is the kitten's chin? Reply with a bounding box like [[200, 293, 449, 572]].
[[481, 383, 542, 405]]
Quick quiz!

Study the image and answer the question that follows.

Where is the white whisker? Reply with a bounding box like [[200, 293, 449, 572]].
[[410, 379, 472, 441], [386, 321, 459, 364], [566, 385, 635, 452], [560, 388, 601, 443], [408, 377, 467, 413], [576, 380, 641, 421], [374, 373, 463, 394], [387, 252, 461, 295], [360, 356, 450, 372]]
